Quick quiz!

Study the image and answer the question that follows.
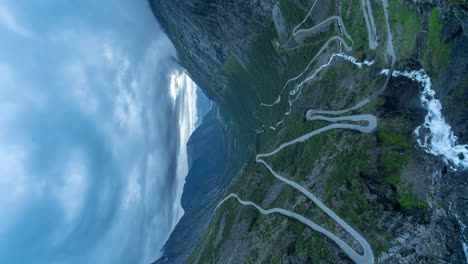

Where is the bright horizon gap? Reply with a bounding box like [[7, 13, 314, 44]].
[[169, 70, 199, 227]]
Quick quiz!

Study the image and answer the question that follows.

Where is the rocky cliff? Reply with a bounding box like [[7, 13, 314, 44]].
[[149, 0, 282, 126], [149, 0, 274, 101], [150, 0, 467, 263]]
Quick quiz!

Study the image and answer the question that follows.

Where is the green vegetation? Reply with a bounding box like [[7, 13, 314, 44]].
[[340, 0, 373, 60], [397, 185, 429, 210], [423, 8, 451, 72], [377, 128, 412, 185], [288, 227, 331, 264], [323, 134, 369, 189], [223, 0, 344, 131], [379, 151, 409, 185], [185, 0, 443, 262], [223, 23, 280, 128], [278, 0, 308, 28], [376, 127, 427, 212], [378, 130, 412, 152], [223, 21, 334, 129], [388, 1, 421, 58], [266, 119, 334, 180]]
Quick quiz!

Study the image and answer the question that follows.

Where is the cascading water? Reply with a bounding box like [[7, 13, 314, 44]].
[[381, 69, 468, 170]]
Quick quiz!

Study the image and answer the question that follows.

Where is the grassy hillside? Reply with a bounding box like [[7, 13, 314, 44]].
[[180, 0, 467, 263]]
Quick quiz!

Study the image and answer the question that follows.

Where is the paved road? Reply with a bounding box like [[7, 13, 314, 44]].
[[260, 36, 353, 108], [257, 0, 382, 129], [217, 193, 374, 264], [360, 0, 379, 50], [294, 16, 353, 45], [215, 1, 406, 263], [259, 114, 376, 158], [219, 112, 377, 264]]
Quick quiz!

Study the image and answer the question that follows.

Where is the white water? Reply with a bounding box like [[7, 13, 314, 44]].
[[219, 0, 466, 262], [259, 36, 353, 109], [225, 3, 384, 257], [265, 51, 374, 131], [169, 71, 199, 225], [256, 0, 379, 131], [381, 69, 468, 170]]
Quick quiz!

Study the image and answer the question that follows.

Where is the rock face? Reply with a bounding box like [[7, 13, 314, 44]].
[[149, 0, 275, 103], [150, 0, 468, 263], [411, 0, 468, 36]]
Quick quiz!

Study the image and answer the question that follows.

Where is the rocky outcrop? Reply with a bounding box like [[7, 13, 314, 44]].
[[411, 0, 468, 36], [149, 0, 276, 104]]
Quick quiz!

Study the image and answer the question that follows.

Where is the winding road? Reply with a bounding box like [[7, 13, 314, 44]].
[[360, 0, 379, 50], [215, 0, 466, 262], [259, 36, 353, 108], [293, 15, 353, 44], [219, 113, 377, 264], [257, 0, 382, 130]]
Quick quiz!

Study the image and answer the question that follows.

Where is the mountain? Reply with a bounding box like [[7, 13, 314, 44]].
[[150, 0, 468, 263], [155, 106, 253, 264]]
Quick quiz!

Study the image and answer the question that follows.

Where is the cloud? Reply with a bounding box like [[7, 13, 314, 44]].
[[122, 165, 142, 210], [53, 153, 88, 223], [103, 43, 115, 62], [0, 3, 32, 37], [0, 62, 46, 113], [0, 62, 47, 236], [0, 1, 194, 264], [0, 144, 28, 233], [114, 70, 143, 134]]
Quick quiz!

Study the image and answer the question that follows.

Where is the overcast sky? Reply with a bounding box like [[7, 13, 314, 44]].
[[0, 0, 196, 263]]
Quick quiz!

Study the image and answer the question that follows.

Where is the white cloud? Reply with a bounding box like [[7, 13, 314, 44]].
[[0, 1, 183, 263], [0, 145, 28, 233], [0, 61, 46, 236], [0, 3, 32, 37], [62, 59, 100, 115], [0, 62, 46, 111], [122, 166, 142, 210], [114, 86, 142, 133], [55, 31, 114, 118], [56, 30, 144, 137], [141, 152, 172, 263], [49, 154, 89, 247], [103, 43, 114, 62], [54, 154, 88, 223], [0, 62, 44, 234], [0, 147, 27, 199]]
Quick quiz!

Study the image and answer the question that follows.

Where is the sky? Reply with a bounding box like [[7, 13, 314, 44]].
[[0, 0, 201, 263]]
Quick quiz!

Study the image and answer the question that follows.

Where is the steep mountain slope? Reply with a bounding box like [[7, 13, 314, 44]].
[[151, 0, 467, 263], [155, 106, 253, 264]]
